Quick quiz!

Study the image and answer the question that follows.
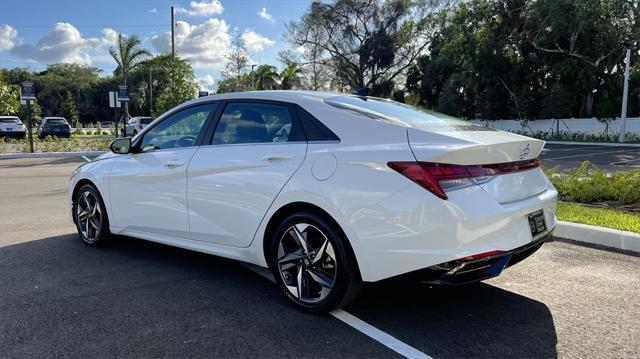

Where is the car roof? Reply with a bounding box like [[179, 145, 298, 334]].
[[44, 117, 66, 119], [176, 90, 352, 110], [0, 116, 19, 118]]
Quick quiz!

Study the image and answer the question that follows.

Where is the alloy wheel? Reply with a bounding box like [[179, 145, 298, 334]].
[[77, 190, 102, 242], [277, 223, 337, 303]]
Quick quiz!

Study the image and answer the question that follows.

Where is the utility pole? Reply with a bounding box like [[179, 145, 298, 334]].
[[171, 6, 175, 61], [149, 68, 153, 116], [619, 45, 631, 143]]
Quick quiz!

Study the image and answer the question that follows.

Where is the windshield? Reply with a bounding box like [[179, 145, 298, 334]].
[[46, 118, 68, 124], [324, 96, 469, 127], [0, 118, 20, 123]]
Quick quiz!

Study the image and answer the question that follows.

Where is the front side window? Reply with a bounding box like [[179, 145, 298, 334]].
[[212, 103, 304, 145], [140, 104, 213, 152]]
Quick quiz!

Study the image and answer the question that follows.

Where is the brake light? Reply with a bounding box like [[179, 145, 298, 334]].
[[139, 124, 143, 129], [458, 250, 505, 261], [388, 159, 540, 200]]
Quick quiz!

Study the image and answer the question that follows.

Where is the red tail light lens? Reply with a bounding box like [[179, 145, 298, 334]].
[[388, 159, 540, 200], [139, 124, 144, 129]]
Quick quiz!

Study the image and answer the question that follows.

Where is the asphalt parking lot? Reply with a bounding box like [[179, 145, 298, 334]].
[[1, 157, 639, 358], [540, 143, 640, 171]]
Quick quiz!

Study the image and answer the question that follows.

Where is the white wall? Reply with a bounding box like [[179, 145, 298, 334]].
[[469, 117, 640, 135]]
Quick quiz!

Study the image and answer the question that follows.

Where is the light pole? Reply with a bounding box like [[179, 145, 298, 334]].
[[619, 44, 632, 143], [250, 64, 257, 90]]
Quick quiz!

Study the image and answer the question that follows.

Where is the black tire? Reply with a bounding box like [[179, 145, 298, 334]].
[[73, 184, 111, 246], [268, 211, 362, 313]]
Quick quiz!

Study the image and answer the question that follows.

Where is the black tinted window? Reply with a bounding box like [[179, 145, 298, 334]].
[[46, 119, 67, 124], [212, 103, 304, 145], [296, 107, 339, 142], [0, 118, 20, 123]]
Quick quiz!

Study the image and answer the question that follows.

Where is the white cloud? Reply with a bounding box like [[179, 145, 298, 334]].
[[101, 28, 119, 47], [241, 30, 274, 52], [9, 23, 107, 65], [151, 19, 231, 69], [148, 8, 158, 14], [197, 74, 215, 91], [259, 7, 274, 23], [175, 0, 224, 17], [0, 24, 17, 51]]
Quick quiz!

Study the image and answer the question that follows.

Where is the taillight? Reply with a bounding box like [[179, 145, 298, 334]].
[[388, 159, 540, 200], [139, 125, 143, 129]]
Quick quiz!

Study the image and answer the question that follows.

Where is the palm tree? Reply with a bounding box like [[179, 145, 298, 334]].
[[253, 65, 280, 90], [279, 63, 304, 90], [109, 33, 150, 127]]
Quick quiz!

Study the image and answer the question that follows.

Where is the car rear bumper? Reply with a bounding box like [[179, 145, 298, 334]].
[[0, 130, 26, 138], [401, 228, 554, 285]]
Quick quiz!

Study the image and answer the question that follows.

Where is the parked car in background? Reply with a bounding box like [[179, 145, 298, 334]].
[[69, 91, 557, 312], [0, 116, 26, 138], [126, 116, 154, 135], [100, 121, 115, 129], [39, 117, 72, 139]]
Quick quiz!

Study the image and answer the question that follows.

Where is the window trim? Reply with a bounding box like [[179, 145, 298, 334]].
[[202, 99, 305, 146], [131, 101, 218, 153]]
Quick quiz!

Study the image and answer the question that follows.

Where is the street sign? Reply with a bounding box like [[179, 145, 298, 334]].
[[117, 85, 129, 101], [20, 81, 36, 101], [109, 91, 122, 108], [198, 91, 209, 98]]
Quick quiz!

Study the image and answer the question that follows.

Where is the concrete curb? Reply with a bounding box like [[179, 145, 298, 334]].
[[545, 141, 640, 147], [555, 220, 640, 253], [0, 151, 106, 159]]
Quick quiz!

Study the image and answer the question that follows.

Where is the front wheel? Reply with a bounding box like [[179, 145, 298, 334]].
[[73, 184, 111, 246], [268, 212, 362, 313]]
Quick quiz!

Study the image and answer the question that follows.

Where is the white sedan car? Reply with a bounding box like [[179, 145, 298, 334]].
[[69, 91, 557, 312]]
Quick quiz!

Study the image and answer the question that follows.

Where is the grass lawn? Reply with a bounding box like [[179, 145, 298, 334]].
[[556, 202, 640, 233]]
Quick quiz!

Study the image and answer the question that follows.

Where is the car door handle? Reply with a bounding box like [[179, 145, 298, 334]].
[[164, 160, 185, 168], [262, 154, 295, 162]]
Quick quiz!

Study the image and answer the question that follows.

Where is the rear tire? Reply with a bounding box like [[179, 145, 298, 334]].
[[73, 184, 111, 246], [268, 211, 362, 313]]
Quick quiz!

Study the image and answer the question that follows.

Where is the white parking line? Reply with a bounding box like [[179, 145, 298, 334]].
[[82, 156, 91, 162], [242, 263, 432, 359], [330, 309, 432, 359]]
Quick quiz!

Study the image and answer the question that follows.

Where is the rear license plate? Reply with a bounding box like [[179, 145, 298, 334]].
[[527, 210, 547, 239]]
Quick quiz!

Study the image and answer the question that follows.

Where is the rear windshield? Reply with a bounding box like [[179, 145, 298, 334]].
[[140, 117, 153, 124], [324, 96, 468, 127], [0, 118, 20, 123], [45, 118, 68, 124]]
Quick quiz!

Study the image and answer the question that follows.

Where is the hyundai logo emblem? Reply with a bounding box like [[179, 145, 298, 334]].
[[519, 144, 531, 160]]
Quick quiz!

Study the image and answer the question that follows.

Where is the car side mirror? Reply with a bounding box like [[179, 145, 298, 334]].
[[110, 137, 132, 154]]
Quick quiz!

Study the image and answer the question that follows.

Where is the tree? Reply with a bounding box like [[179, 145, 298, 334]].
[[0, 73, 19, 115], [35, 64, 101, 120], [60, 91, 80, 126], [220, 32, 250, 92], [279, 63, 304, 90], [254, 65, 280, 90], [153, 55, 199, 115], [109, 33, 150, 121], [286, 0, 447, 96]]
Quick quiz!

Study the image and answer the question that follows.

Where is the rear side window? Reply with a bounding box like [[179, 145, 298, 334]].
[[296, 107, 339, 142], [212, 103, 305, 145]]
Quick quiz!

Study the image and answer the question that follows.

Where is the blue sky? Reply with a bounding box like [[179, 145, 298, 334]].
[[0, 0, 311, 90]]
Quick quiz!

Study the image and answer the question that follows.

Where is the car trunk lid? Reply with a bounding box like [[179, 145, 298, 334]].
[[407, 126, 548, 203]]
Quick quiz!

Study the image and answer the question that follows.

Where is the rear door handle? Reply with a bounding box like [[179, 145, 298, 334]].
[[262, 154, 295, 162], [164, 160, 185, 168]]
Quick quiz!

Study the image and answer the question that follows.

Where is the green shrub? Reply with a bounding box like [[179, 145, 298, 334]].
[[543, 161, 640, 206], [512, 130, 640, 144], [0, 136, 111, 154]]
